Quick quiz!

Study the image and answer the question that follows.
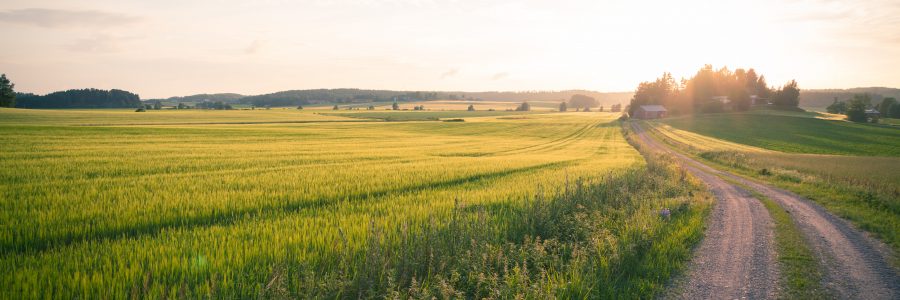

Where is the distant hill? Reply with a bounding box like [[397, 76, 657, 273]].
[[464, 90, 633, 105], [149, 93, 245, 104], [801, 87, 900, 108], [18, 88, 634, 109], [236, 89, 633, 107], [16, 88, 141, 109]]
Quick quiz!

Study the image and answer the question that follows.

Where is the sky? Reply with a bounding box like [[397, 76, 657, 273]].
[[1, 0, 898, 99]]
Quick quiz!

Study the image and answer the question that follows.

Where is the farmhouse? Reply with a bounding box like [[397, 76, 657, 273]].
[[865, 109, 881, 121], [750, 95, 770, 106], [634, 105, 668, 119]]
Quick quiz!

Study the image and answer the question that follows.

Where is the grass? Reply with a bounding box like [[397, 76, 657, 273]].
[[881, 118, 900, 126], [0, 108, 708, 298], [644, 115, 900, 263], [661, 113, 900, 156]]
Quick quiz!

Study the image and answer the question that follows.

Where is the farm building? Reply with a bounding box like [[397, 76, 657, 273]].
[[865, 109, 881, 121], [634, 105, 667, 119]]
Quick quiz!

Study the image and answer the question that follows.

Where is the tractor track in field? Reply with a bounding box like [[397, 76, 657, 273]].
[[632, 122, 900, 299]]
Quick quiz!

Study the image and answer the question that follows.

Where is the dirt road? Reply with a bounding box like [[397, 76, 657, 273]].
[[631, 123, 778, 299], [631, 122, 900, 299]]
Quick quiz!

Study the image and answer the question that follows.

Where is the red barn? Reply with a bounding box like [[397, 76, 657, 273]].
[[635, 105, 668, 119]]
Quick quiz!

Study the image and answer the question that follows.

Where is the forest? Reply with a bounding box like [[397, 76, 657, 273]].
[[627, 65, 800, 116], [15, 88, 141, 109]]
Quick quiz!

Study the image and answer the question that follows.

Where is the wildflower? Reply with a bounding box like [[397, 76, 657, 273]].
[[660, 208, 671, 220]]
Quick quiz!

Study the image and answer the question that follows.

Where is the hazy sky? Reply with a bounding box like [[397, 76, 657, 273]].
[[1, 0, 898, 98]]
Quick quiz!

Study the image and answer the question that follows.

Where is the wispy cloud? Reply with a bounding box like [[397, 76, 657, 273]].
[[440, 68, 458, 79], [0, 8, 141, 28], [244, 39, 266, 55], [491, 72, 508, 80], [65, 34, 138, 53]]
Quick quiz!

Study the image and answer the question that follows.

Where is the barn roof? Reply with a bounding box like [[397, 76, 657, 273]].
[[639, 105, 667, 112]]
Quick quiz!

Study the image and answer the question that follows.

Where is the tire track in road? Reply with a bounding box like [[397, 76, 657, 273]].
[[633, 122, 900, 299], [630, 122, 778, 299]]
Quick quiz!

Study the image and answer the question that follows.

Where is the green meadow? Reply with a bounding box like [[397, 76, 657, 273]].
[[0, 108, 709, 298], [661, 112, 900, 156]]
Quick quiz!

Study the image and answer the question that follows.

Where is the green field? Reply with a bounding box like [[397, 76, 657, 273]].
[[0, 108, 709, 298], [661, 113, 900, 156], [646, 113, 900, 259]]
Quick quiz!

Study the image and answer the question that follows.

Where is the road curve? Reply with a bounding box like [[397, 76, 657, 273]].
[[630, 123, 778, 299], [632, 122, 900, 299]]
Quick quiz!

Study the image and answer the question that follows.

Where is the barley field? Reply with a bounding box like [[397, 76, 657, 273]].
[[0, 108, 709, 298]]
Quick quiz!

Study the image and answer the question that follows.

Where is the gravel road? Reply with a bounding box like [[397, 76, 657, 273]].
[[631, 123, 778, 299], [631, 122, 900, 299]]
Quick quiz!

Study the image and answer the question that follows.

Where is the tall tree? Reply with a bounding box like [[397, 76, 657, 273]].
[[568, 94, 598, 110], [845, 94, 871, 122], [0, 74, 17, 107], [558, 101, 567, 112], [878, 97, 896, 117], [772, 80, 799, 107]]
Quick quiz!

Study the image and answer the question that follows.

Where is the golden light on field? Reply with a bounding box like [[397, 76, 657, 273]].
[[1, 0, 898, 97]]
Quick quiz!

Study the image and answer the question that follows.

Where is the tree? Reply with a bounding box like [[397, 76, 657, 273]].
[[0, 74, 15, 107], [845, 94, 871, 123], [878, 97, 896, 118], [890, 103, 900, 118], [467, 104, 475, 111], [515, 101, 531, 111], [772, 80, 799, 107], [392, 101, 399, 110], [569, 94, 598, 110], [153, 101, 162, 110], [558, 102, 567, 112], [826, 99, 847, 114], [297, 105, 304, 110]]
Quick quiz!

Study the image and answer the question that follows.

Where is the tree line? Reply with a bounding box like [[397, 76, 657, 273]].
[[827, 94, 899, 123], [15, 88, 141, 109], [627, 65, 800, 117]]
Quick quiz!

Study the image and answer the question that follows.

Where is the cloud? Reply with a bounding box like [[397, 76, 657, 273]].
[[244, 39, 266, 55], [0, 8, 141, 28], [65, 34, 137, 53], [491, 72, 508, 80], [440, 68, 458, 79]]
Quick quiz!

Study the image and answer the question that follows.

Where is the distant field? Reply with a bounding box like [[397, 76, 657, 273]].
[[0, 108, 707, 298], [661, 113, 900, 156], [324, 109, 545, 121], [0, 107, 352, 125]]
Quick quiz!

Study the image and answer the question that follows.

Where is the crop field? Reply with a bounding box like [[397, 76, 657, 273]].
[[323, 110, 538, 121], [0, 108, 709, 298], [387, 100, 563, 111], [661, 112, 900, 156], [644, 114, 900, 258]]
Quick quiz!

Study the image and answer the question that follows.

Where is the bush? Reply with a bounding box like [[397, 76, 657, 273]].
[[135, 108, 146, 112], [442, 118, 465, 122]]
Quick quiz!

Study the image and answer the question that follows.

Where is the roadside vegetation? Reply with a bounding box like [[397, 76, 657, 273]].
[[642, 114, 900, 262], [0, 109, 708, 298]]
